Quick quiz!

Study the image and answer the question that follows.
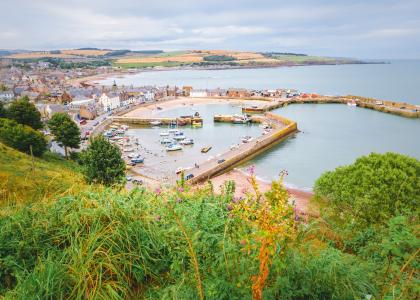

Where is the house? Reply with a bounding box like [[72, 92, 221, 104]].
[[190, 89, 208, 98], [182, 86, 193, 96], [79, 105, 97, 120], [0, 91, 14, 102], [99, 92, 121, 111], [37, 104, 67, 119], [227, 88, 251, 98]]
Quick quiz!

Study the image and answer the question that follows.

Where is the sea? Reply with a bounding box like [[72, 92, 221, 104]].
[[98, 60, 420, 189]]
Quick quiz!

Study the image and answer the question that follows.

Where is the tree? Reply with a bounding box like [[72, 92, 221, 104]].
[[7, 96, 43, 129], [314, 152, 420, 228], [0, 118, 47, 157], [48, 113, 80, 158], [81, 136, 125, 186]]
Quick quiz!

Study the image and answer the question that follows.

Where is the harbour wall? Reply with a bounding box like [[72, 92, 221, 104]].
[[189, 114, 297, 184]]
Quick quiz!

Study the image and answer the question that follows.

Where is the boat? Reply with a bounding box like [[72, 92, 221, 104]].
[[166, 144, 182, 151], [159, 131, 169, 136], [131, 157, 144, 164], [192, 120, 202, 128], [168, 129, 178, 133], [230, 144, 239, 150], [179, 138, 194, 145], [110, 125, 119, 129], [123, 147, 135, 152], [150, 120, 162, 126], [161, 138, 172, 144], [177, 120, 187, 126], [201, 146, 212, 153], [121, 125, 129, 130], [233, 114, 250, 124], [174, 135, 186, 141], [128, 152, 142, 159], [174, 131, 184, 136], [242, 136, 254, 143], [259, 122, 271, 129], [347, 100, 357, 107]]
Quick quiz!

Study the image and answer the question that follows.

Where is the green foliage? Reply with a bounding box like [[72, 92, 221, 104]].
[[0, 118, 47, 157], [314, 152, 420, 227], [6, 96, 43, 129], [81, 136, 125, 186], [48, 112, 80, 157], [0, 102, 6, 118], [203, 55, 236, 62]]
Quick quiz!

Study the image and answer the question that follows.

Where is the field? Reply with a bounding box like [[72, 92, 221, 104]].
[[5, 49, 112, 59]]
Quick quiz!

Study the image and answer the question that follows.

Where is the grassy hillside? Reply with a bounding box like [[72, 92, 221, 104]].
[[0, 143, 86, 208]]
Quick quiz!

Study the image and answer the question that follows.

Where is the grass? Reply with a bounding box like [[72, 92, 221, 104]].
[[0, 143, 86, 208], [113, 61, 186, 69]]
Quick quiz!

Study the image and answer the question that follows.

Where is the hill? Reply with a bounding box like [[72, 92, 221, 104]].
[[0, 143, 86, 208]]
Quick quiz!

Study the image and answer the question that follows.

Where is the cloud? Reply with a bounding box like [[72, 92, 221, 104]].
[[0, 0, 419, 58]]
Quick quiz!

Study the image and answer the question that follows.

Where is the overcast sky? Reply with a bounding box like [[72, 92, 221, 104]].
[[1, 0, 419, 58]]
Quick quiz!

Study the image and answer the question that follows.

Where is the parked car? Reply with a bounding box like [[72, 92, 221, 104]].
[[133, 179, 143, 185], [79, 119, 87, 125], [185, 173, 194, 180], [217, 159, 226, 164]]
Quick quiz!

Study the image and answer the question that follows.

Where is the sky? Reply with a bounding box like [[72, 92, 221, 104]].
[[1, 0, 420, 59]]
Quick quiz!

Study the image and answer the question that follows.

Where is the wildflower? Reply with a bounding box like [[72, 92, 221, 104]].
[[155, 187, 162, 195], [178, 187, 184, 193], [155, 215, 161, 221], [176, 198, 182, 203], [227, 204, 233, 211], [247, 165, 255, 175]]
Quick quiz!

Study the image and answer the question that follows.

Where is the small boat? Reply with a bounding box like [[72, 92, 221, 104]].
[[123, 147, 135, 152], [121, 125, 129, 130], [159, 131, 169, 136], [259, 122, 271, 129], [177, 120, 187, 126], [179, 138, 194, 145], [161, 138, 172, 144], [242, 136, 254, 143], [168, 129, 178, 133], [131, 157, 144, 164], [174, 131, 184, 136], [110, 125, 119, 129], [230, 144, 239, 150], [201, 146, 212, 153], [233, 114, 250, 124], [150, 120, 162, 126], [166, 144, 182, 151], [174, 135, 186, 141], [347, 100, 357, 107], [128, 152, 142, 159], [192, 120, 202, 128], [157, 106, 163, 110], [115, 129, 125, 135]]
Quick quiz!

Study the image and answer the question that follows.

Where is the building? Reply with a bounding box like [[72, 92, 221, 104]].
[[68, 98, 96, 110], [190, 89, 208, 98], [227, 88, 250, 98], [79, 105, 97, 120], [182, 86, 193, 96], [0, 91, 14, 102], [99, 93, 121, 111]]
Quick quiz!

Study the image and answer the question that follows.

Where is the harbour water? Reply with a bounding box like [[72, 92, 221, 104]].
[[99, 60, 420, 105], [101, 61, 420, 189]]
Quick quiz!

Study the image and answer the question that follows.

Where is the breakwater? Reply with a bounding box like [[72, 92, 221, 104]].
[[112, 116, 203, 126], [188, 113, 297, 184]]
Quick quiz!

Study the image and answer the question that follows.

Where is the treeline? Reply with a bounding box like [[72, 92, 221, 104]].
[[203, 55, 236, 61], [263, 52, 308, 57]]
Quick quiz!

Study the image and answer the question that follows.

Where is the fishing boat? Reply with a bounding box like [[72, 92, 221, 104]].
[[159, 131, 169, 136], [192, 120, 202, 128], [179, 138, 194, 145], [168, 129, 178, 133], [128, 152, 142, 159], [242, 136, 254, 143], [201, 146, 212, 153], [161, 138, 172, 144], [150, 120, 162, 126], [174, 131, 184, 136], [121, 124, 129, 130], [166, 144, 182, 151]]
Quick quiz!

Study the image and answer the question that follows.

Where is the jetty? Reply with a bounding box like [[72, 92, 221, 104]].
[[112, 115, 203, 127], [188, 113, 297, 184]]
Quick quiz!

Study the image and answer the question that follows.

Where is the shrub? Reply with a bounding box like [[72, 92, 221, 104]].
[[0, 118, 47, 156]]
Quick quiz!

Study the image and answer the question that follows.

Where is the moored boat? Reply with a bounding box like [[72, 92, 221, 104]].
[[201, 146, 212, 153], [159, 131, 169, 136], [161, 138, 172, 144], [242, 136, 254, 143], [166, 144, 182, 151], [179, 138, 194, 145], [150, 120, 162, 126]]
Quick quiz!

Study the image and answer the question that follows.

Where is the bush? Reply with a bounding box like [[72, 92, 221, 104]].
[[203, 55, 236, 62], [0, 118, 47, 157], [314, 152, 420, 227]]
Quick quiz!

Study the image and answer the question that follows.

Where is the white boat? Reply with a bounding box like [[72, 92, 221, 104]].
[[159, 131, 169, 136], [242, 136, 254, 143], [128, 152, 142, 159], [179, 138, 194, 145], [121, 125, 129, 131], [174, 131, 184, 136], [347, 100, 357, 107], [230, 144, 239, 150], [169, 129, 178, 133], [123, 147, 135, 152], [233, 114, 250, 124], [166, 144, 182, 151], [150, 120, 162, 126], [161, 138, 172, 144]]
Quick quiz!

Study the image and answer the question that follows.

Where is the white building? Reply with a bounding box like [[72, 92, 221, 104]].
[[143, 91, 155, 102], [99, 93, 121, 111], [68, 98, 95, 110], [190, 89, 208, 98], [0, 91, 14, 102]]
